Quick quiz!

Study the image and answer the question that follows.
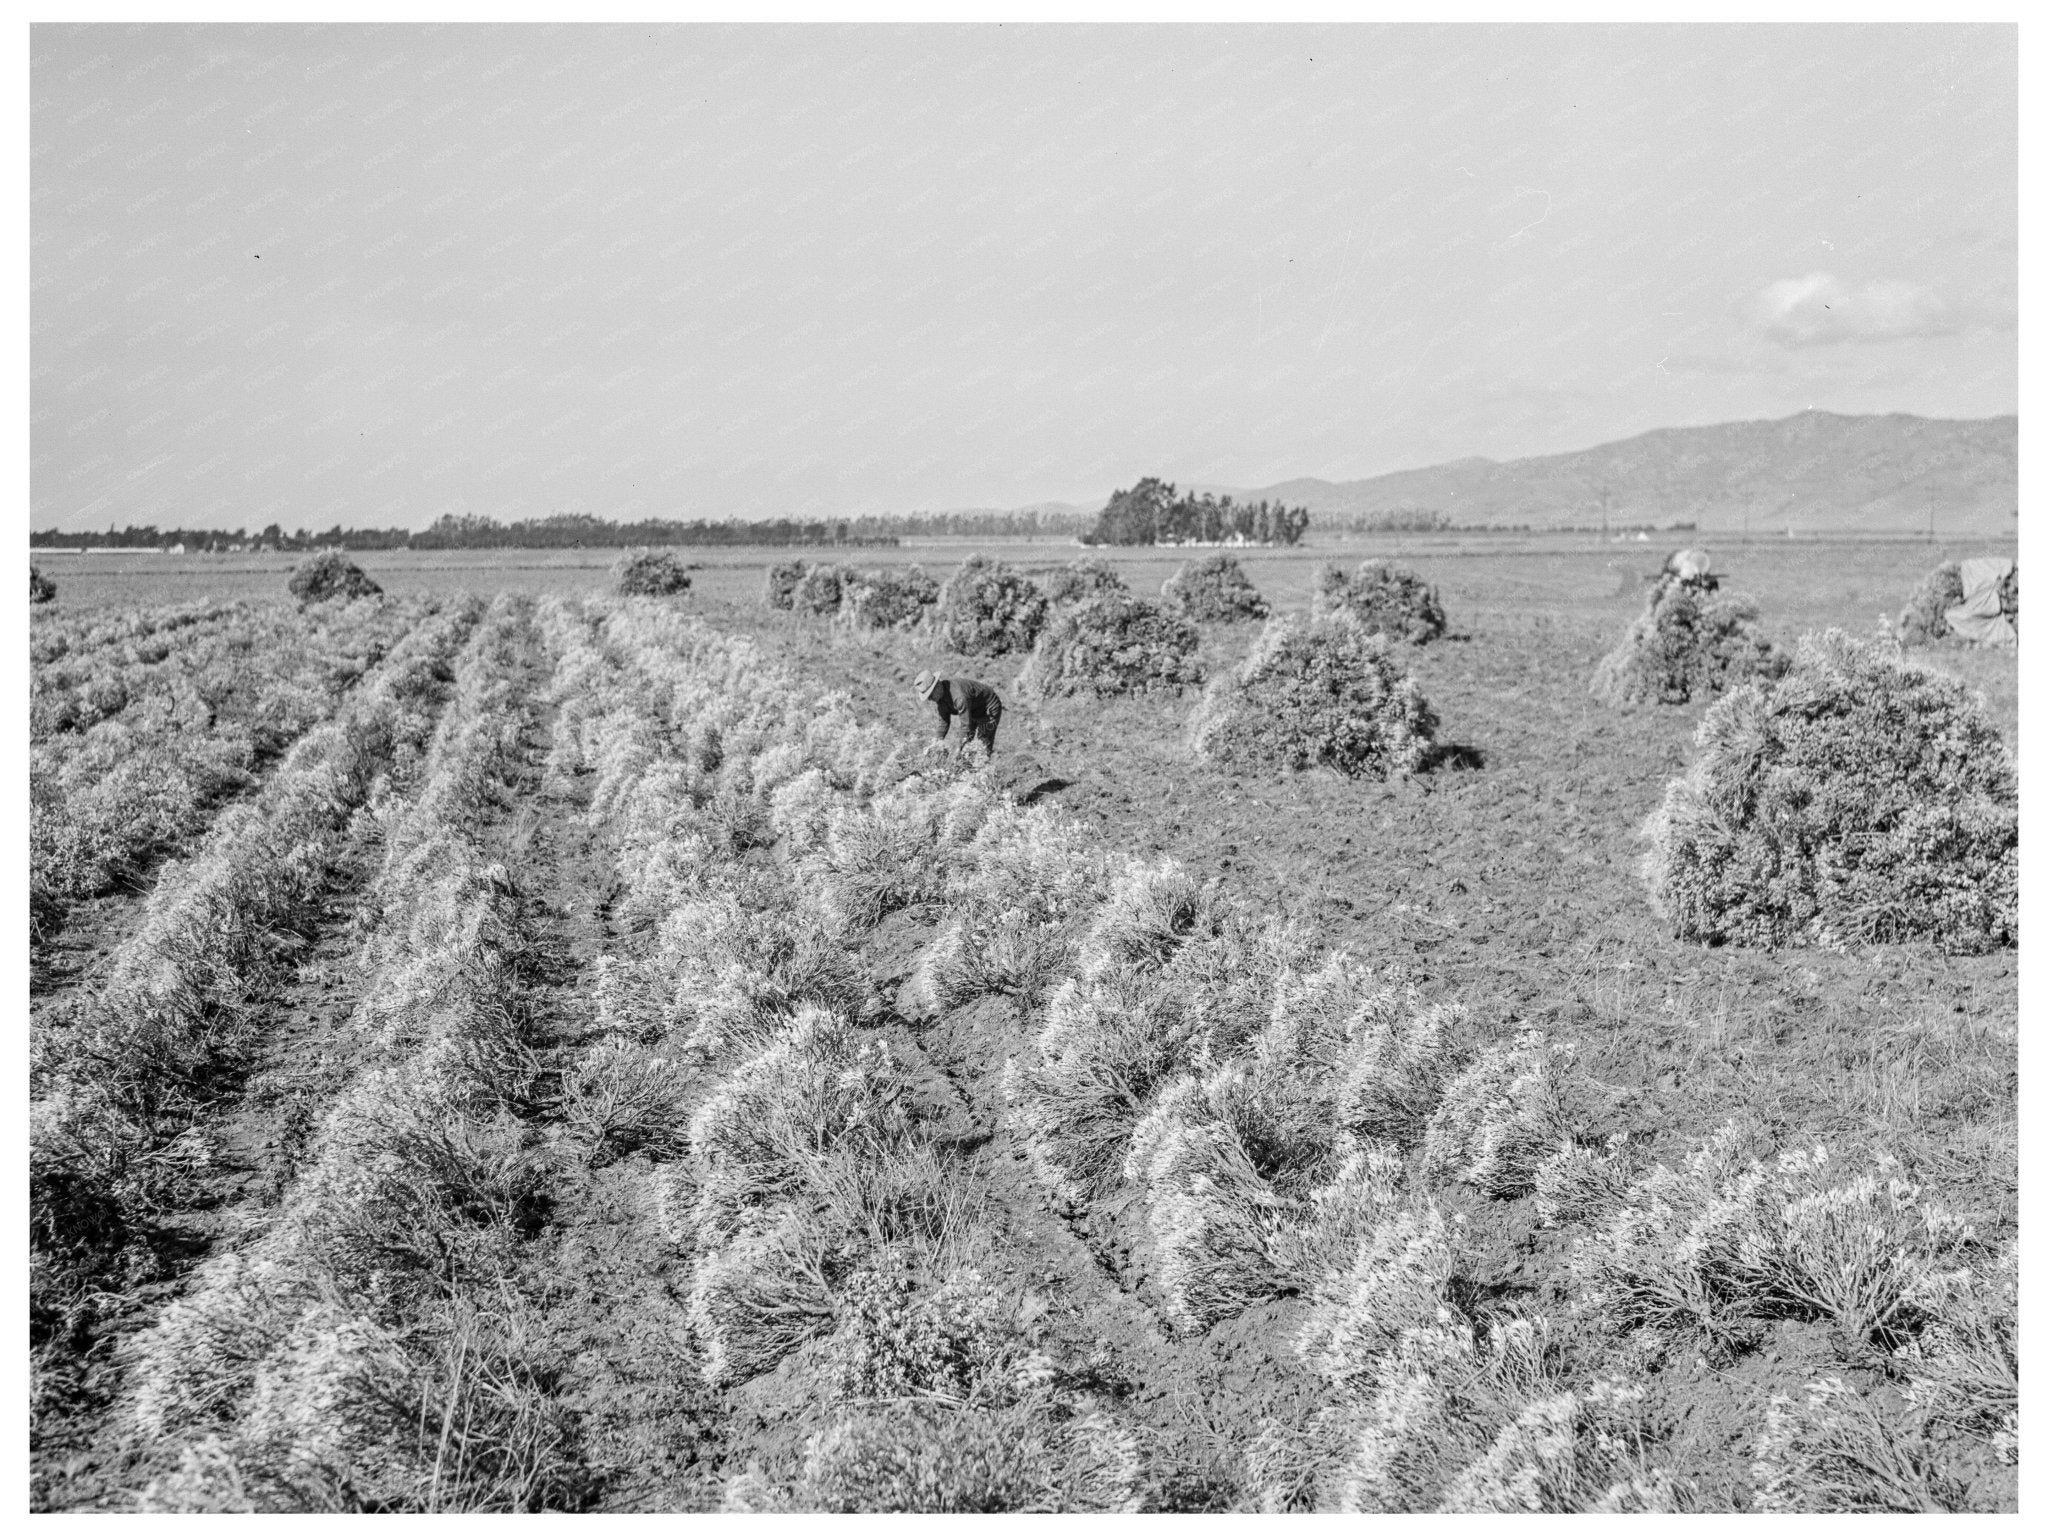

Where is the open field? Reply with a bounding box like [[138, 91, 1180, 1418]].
[[28, 539, 2017, 1511]]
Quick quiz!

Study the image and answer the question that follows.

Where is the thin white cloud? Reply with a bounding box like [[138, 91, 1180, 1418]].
[[1750, 272, 1956, 347]]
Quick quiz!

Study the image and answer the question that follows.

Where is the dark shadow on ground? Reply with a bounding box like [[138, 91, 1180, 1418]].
[[1422, 742, 1487, 771]]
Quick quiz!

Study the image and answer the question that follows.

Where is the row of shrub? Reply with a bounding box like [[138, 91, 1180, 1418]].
[[30, 596, 423, 938], [31, 595, 248, 669], [30, 601, 481, 1426], [598, 606, 2010, 1508], [537, 597, 1150, 1511], [125, 596, 593, 1513], [983, 858, 2013, 1508]]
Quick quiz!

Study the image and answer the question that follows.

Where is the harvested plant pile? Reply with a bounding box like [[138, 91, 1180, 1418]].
[[1037, 558, 1128, 609], [1641, 629, 2017, 953], [1161, 553, 1268, 622], [32, 565, 56, 604], [286, 551, 382, 604], [613, 550, 694, 596], [791, 563, 845, 616], [1016, 592, 1204, 700], [1311, 559, 1446, 644], [765, 560, 809, 610], [1897, 562, 1967, 645], [934, 554, 1049, 656], [840, 564, 939, 631], [1896, 558, 2018, 647], [1189, 613, 1437, 777], [1591, 570, 1786, 707]]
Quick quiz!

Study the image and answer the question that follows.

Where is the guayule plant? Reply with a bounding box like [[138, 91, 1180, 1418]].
[[1190, 614, 1438, 778], [1036, 557, 1128, 608], [841, 564, 939, 630], [1639, 629, 2016, 953], [791, 563, 846, 615], [611, 550, 693, 596], [287, 551, 381, 603], [1016, 592, 1204, 700], [934, 555, 1048, 656], [1161, 553, 1268, 622], [765, 559, 809, 609], [1590, 578, 1785, 708], [1311, 560, 1446, 644]]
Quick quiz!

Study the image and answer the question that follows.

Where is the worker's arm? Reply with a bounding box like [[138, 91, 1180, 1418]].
[[932, 693, 953, 742]]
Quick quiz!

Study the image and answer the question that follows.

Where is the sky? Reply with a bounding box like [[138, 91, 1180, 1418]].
[[30, 23, 2017, 532]]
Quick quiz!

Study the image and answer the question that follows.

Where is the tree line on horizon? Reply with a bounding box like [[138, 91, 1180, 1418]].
[[27, 489, 1490, 555], [25, 506, 1120, 553], [1079, 478, 1311, 547]]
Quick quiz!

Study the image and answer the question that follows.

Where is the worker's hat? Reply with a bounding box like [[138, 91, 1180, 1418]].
[[912, 669, 939, 700]]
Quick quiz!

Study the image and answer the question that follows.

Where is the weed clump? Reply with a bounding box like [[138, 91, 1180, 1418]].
[[287, 552, 381, 604], [842, 565, 939, 631], [1590, 563, 1785, 707], [935, 556, 1048, 656], [1312, 560, 1446, 644], [1037, 558, 1128, 609], [611, 550, 693, 596], [1016, 592, 1204, 700], [1640, 629, 2017, 952], [766, 560, 809, 610], [1189, 614, 1438, 778], [1162, 553, 1269, 622], [31, 565, 56, 604]]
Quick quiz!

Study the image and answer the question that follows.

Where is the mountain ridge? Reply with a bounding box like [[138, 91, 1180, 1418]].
[[1180, 410, 2016, 535]]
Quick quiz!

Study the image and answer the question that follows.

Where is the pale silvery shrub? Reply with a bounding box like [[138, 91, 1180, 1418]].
[[1005, 972, 1204, 1211], [1436, 1377, 1675, 1512], [1752, 1377, 1970, 1512], [1297, 1205, 1461, 1390], [1076, 858, 1217, 979], [1531, 1135, 1635, 1228], [1420, 1030, 1577, 1198], [1334, 999, 1466, 1148], [1269, 1139, 1408, 1286], [1896, 1241, 2017, 1454], [688, 1212, 836, 1387], [1123, 1080, 1288, 1333], [688, 1005, 912, 1243], [1571, 1122, 1978, 1354], [1335, 1316, 1557, 1512]]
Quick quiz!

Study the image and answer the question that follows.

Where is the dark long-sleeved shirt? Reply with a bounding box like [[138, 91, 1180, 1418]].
[[931, 677, 1001, 741]]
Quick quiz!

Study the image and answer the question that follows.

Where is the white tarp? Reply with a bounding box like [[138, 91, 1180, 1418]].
[[1945, 556, 2015, 647]]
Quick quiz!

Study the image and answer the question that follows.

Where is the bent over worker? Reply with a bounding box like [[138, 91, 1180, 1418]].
[[914, 670, 1002, 756]]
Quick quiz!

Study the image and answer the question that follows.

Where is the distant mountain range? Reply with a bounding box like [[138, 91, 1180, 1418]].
[[1190, 411, 2017, 536]]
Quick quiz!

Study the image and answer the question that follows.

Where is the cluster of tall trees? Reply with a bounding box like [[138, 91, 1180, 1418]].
[[1080, 478, 1310, 547]]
